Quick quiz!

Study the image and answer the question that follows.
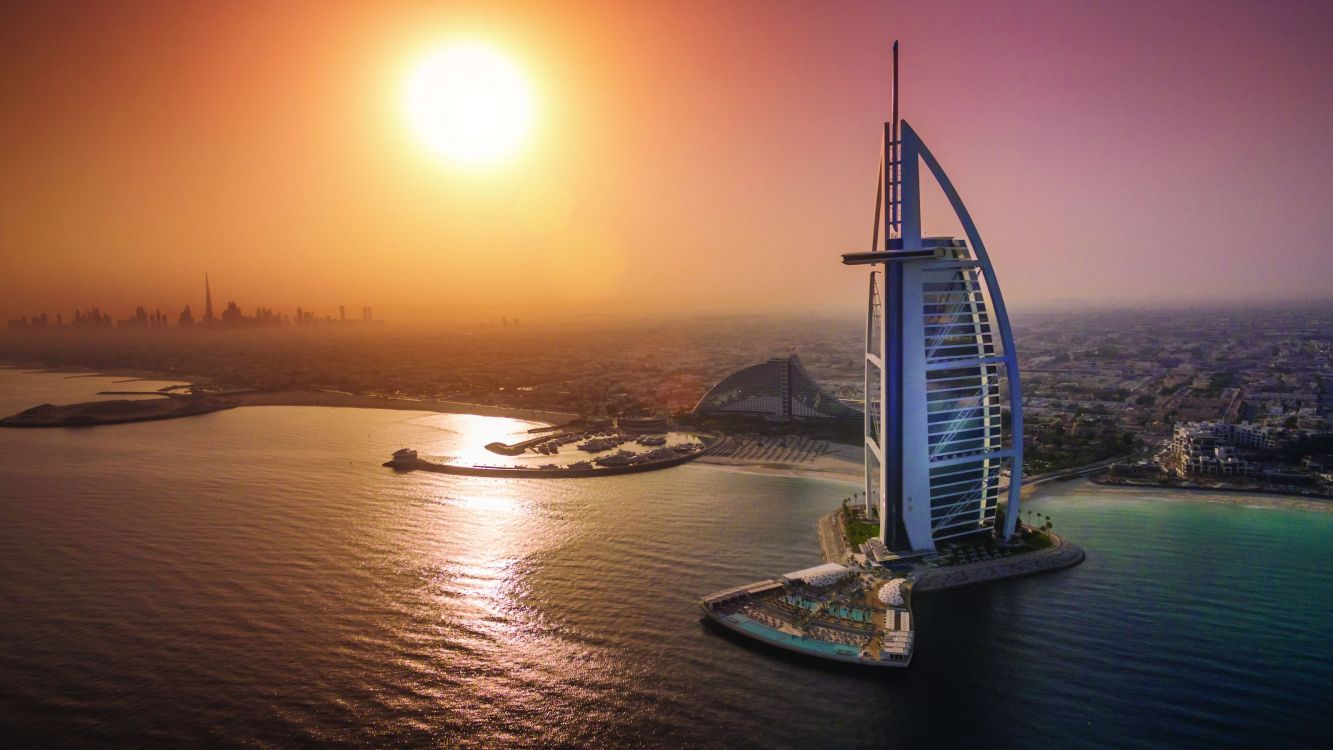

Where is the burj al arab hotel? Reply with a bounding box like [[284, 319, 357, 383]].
[[843, 43, 1023, 556]]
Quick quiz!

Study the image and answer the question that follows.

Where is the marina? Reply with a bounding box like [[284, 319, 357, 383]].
[[384, 438, 713, 478]]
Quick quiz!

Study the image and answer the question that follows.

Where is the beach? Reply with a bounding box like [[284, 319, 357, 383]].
[[695, 440, 864, 482], [1074, 478, 1333, 513]]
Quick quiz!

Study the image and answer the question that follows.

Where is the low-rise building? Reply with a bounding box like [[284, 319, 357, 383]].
[[1169, 422, 1254, 476]]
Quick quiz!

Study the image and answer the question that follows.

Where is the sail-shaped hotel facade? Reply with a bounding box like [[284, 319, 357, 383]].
[[698, 42, 1059, 669], [843, 44, 1023, 555]]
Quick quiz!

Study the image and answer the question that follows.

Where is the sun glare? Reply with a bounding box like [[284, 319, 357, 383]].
[[404, 41, 536, 167]]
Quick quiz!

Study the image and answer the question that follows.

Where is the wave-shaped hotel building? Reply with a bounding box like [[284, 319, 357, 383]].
[[701, 42, 1036, 667], [693, 353, 861, 422]]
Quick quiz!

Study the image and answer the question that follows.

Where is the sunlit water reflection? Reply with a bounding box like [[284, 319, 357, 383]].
[[0, 369, 1329, 748]]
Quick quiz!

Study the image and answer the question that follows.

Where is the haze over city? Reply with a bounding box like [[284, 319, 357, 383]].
[[2, 2, 1332, 748], [2, 0, 1330, 324]]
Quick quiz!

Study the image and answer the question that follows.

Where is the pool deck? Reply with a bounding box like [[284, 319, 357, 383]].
[[698, 570, 914, 668], [700, 511, 1084, 669]]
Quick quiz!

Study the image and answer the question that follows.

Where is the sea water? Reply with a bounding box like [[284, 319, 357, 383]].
[[0, 369, 1328, 748]]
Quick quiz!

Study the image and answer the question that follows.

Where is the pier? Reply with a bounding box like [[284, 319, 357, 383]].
[[384, 442, 713, 478]]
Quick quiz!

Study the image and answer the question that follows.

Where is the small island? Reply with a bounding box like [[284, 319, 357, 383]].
[[0, 393, 237, 428]]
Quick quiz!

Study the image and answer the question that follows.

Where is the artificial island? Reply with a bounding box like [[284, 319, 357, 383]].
[[0, 387, 237, 428], [699, 43, 1084, 667], [383, 416, 716, 478]]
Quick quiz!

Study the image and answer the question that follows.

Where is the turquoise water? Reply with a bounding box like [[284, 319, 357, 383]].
[[0, 368, 1329, 748]]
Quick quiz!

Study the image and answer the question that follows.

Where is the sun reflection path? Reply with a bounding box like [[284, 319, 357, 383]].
[[421, 414, 548, 467], [412, 472, 617, 705], [383, 410, 634, 730]]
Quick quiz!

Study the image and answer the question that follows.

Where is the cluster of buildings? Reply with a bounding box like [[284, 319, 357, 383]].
[[1169, 421, 1279, 476], [1164, 420, 1332, 492], [1015, 304, 1332, 474], [5, 274, 381, 332], [7, 307, 174, 331]]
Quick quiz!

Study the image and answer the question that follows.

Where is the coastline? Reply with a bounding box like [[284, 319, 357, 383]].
[[807, 477, 1330, 602], [1070, 477, 1333, 513], [695, 443, 864, 483], [5, 363, 1329, 512], [1, 362, 578, 426]]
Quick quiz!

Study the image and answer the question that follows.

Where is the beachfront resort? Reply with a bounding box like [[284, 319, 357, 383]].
[[700, 44, 1084, 667]]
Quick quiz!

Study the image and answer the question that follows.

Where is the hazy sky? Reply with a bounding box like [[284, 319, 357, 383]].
[[1, 0, 1330, 323]]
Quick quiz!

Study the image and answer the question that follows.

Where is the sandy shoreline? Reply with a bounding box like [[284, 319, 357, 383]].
[[695, 438, 865, 482], [694, 454, 863, 482], [1066, 479, 1333, 514]]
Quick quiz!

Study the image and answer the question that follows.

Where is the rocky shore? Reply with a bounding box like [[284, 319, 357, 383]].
[[816, 510, 1085, 593], [911, 533, 1085, 593]]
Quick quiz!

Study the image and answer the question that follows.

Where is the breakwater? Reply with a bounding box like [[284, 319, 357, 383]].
[[817, 509, 1084, 592], [384, 448, 708, 478], [911, 533, 1084, 593]]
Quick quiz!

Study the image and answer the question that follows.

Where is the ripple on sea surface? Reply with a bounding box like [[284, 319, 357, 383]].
[[0, 369, 1330, 748]]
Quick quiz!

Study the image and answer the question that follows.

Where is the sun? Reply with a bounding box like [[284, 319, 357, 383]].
[[404, 41, 536, 167]]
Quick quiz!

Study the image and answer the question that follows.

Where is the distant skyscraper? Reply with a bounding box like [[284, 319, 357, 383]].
[[203, 273, 215, 326], [842, 43, 1023, 553], [340, 305, 345, 322]]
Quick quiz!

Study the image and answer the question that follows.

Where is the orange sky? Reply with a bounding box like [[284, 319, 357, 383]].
[[1, 0, 1330, 323]]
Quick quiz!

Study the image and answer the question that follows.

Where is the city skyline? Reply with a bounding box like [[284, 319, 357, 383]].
[[5, 272, 382, 331], [2, 0, 1331, 322]]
